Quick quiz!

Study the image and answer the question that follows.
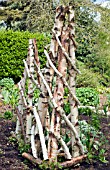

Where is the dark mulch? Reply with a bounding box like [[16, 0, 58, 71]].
[[0, 100, 110, 170]]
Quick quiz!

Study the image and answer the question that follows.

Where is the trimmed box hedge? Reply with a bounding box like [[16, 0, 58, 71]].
[[0, 30, 50, 82]]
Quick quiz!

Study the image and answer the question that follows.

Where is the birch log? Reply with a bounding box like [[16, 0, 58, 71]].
[[48, 5, 66, 161], [26, 39, 34, 141], [33, 106, 48, 160], [53, 132, 71, 159], [16, 54, 28, 138], [31, 125, 38, 158], [60, 155, 87, 168], [15, 94, 23, 138], [34, 57, 84, 153], [51, 26, 69, 159], [68, 6, 80, 157]]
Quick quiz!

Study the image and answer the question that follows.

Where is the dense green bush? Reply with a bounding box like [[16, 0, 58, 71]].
[[76, 87, 99, 106], [76, 61, 102, 88], [0, 30, 50, 82]]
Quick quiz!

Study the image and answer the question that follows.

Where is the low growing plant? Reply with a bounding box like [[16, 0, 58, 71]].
[[18, 139, 31, 154], [0, 78, 19, 107], [39, 160, 62, 170], [79, 120, 108, 163], [76, 87, 99, 107], [4, 111, 13, 120], [0, 78, 14, 89]]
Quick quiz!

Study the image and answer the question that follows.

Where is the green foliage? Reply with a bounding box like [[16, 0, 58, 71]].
[[64, 102, 70, 115], [76, 61, 103, 88], [75, 5, 98, 65], [4, 111, 13, 119], [0, 30, 50, 82], [0, 78, 18, 107], [92, 8, 110, 86], [63, 134, 70, 144], [78, 107, 94, 116], [9, 136, 17, 143], [18, 139, 30, 154], [99, 149, 108, 163], [79, 120, 108, 163], [33, 88, 40, 104], [76, 87, 99, 106], [107, 94, 110, 108], [39, 160, 62, 170], [0, 77, 14, 89]]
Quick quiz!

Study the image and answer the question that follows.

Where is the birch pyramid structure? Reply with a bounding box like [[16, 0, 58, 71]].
[[15, 5, 86, 168]]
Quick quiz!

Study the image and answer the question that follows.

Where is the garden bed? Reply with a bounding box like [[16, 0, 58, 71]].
[[0, 100, 110, 170]]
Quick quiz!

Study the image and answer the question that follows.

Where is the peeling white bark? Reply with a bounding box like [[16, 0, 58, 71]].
[[26, 39, 34, 141], [33, 106, 48, 160], [31, 125, 38, 158]]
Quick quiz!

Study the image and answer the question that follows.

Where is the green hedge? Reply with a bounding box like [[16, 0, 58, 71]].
[[0, 30, 50, 82]]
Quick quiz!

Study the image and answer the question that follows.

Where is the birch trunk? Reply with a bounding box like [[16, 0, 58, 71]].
[[51, 26, 69, 159], [48, 5, 66, 161], [68, 6, 79, 157], [31, 125, 38, 158], [26, 39, 34, 141], [15, 94, 23, 137], [33, 106, 48, 160], [16, 58, 27, 137]]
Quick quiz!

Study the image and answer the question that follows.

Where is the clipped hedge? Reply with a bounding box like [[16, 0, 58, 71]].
[[0, 30, 50, 82]]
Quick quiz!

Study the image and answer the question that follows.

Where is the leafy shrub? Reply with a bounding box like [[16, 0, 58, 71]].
[[18, 139, 30, 154], [0, 78, 14, 89], [79, 120, 108, 163], [76, 61, 102, 88], [0, 30, 50, 82], [0, 78, 18, 107], [4, 111, 13, 120], [76, 87, 99, 106], [97, 86, 110, 94], [78, 107, 94, 116]]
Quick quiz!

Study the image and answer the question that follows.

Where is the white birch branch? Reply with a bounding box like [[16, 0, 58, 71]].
[[44, 49, 80, 105], [31, 125, 38, 158], [34, 55, 84, 155], [52, 30, 80, 74], [23, 59, 31, 78], [18, 81, 27, 107], [58, 140, 72, 153], [33, 106, 48, 160], [53, 133, 71, 159], [23, 59, 40, 89], [61, 113, 72, 124], [57, 107, 84, 155], [34, 60, 57, 108]]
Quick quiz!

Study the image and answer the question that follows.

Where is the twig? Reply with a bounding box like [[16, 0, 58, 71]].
[[58, 140, 72, 153], [34, 60, 57, 108], [23, 59, 40, 89]]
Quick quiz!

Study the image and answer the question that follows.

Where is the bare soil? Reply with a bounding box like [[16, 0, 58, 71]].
[[0, 100, 110, 170]]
